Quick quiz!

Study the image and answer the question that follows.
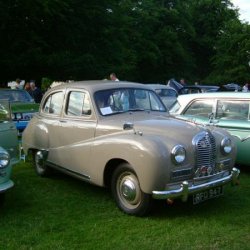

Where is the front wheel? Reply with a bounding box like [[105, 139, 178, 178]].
[[111, 163, 152, 216], [33, 150, 51, 177]]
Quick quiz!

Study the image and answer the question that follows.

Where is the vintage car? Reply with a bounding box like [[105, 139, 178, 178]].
[[146, 84, 178, 109], [22, 81, 240, 216], [0, 100, 19, 203], [166, 79, 219, 94], [169, 92, 250, 166], [0, 89, 40, 134]]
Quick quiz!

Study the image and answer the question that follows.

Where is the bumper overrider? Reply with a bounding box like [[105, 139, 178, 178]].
[[152, 167, 240, 201]]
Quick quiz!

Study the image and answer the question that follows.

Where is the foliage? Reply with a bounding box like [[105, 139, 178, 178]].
[[41, 77, 53, 92], [0, 0, 249, 85], [207, 20, 250, 84]]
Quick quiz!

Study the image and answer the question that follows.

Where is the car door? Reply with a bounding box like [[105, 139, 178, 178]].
[[215, 99, 250, 165], [44, 89, 96, 178]]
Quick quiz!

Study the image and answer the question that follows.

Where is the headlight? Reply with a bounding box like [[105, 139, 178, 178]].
[[0, 149, 10, 168], [171, 145, 186, 164], [221, 138, 232, 155]]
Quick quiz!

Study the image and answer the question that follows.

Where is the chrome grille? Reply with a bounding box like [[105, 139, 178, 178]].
[[193, 131, 216, 176]]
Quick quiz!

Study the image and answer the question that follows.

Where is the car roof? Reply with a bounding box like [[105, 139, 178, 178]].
[[181, 85, 219, 89], [177, 91, 250, 106], [48, 80, 153, 93], [0, 88, 26, 92]]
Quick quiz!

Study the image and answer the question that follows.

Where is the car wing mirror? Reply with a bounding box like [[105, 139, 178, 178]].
[[208, 112, 219, 125]]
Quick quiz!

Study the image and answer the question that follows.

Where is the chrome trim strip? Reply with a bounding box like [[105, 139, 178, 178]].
[[47, 161, 91, 181], [152, 168, 240, 201]]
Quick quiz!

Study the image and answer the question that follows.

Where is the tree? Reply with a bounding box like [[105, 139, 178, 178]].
[[208, 20, 250, 84]]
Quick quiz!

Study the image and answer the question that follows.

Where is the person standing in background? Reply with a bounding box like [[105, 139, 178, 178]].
[[242, 82, 250, 92], [110, 73, 119, 81], [30, 81, 43, 103], [180, 78, 186, 85]]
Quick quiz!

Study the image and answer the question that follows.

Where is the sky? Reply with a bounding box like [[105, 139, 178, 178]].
[[231, 0, 250, 22]]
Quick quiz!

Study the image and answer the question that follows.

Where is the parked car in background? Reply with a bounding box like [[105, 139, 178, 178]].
[[178, 85, 219, 95], [22, 81, 239, 216], [146, 84, 178, 108], [167, 79, 219, 95], [169, 92, 250, 166], [0, 100, 19, 203], [0, 89, 40, 134], [217, 83, 242, 92]]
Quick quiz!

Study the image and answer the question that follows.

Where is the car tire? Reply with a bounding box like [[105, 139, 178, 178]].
[[111, 163, 152, 216], [33, 150, 51, 177]]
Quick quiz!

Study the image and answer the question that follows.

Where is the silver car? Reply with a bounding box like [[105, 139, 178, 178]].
[[22, 81, 240, 216], [147, 84, 178, 109]]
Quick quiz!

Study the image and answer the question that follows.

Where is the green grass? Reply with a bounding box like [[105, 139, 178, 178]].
[[0, 161, 250, 250]]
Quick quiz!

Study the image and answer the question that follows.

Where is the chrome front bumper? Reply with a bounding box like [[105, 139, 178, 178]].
[[152, 167, 240, 201]]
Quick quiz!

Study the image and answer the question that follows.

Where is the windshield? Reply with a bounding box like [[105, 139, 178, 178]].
[[94, 88, 166, 116], [0, 89, 34, 103], [0, 100, 11, 122], [169, 100, 181, 114], [155, 88, 177, 97]]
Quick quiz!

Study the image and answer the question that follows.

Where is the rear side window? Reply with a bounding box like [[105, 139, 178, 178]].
[[216, 100, 250, 120], [43, 92, 64, 115], [66, 91, 91, 116]]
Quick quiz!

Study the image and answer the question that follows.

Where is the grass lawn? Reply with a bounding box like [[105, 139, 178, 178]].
[[0, 160, 249, 250]]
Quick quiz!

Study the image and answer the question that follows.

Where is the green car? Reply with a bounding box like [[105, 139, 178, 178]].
[[0, 89, 40, 134], [170, 92, 250, 166], [0, 100, 19, 203]]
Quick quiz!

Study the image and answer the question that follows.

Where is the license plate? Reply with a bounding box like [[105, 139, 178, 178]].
[[193, 186, 224, 205]]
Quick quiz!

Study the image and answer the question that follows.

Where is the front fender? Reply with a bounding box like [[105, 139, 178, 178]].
[[90, 133, 173, 193]]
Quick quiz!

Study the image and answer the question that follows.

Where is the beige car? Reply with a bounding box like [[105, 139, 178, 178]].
[[22, 81, 240, 216]]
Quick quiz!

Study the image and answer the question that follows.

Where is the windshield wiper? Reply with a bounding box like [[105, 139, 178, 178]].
[[127, 108, 145, 112]]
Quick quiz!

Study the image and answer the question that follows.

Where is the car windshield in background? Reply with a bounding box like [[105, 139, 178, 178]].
[[0, 90, 33, 103], [155, 88, 177, 97], [0, 100, 11, 122], [94, 88, 166, 116]]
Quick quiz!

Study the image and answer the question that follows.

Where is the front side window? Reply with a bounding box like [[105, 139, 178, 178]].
[[94, 88, 166, 116], [43, 92, 64, 115], [216, 100, 249, 120], [66, 91, 91, 116], [184, 100, 213, 117]]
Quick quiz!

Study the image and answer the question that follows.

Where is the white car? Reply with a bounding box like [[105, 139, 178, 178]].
[[169, 92, 250, 166]]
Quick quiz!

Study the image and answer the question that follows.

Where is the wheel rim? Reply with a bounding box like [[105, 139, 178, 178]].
[[35, 151, 45, 174], [116, 171, 142, 209]]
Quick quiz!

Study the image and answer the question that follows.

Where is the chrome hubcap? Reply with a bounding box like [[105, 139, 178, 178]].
[[35, 151, 44, 169], [121, 179, 136, 201], [118, 172, 141, 207]]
